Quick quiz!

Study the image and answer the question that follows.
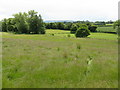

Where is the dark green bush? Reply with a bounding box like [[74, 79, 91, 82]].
[[67, 34, 71, 37], [75, 26, 90, 38]]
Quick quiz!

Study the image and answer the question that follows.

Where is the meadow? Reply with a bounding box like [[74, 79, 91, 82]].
[[2, 29, 118, 88], [46, 29, 117, 40], [96, 26, 116, 33]]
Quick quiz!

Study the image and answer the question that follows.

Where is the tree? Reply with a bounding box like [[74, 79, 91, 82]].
[[2, 18, 17, 32], [45, 23, 51, 29], [28, 10, 37, 33], [75, 25, 90, 38], [56, 22, 65, 30], [6, 18, 17, 32], [49, 23, 57, 29], [86, 22, 91, 27], [13, 12, 29, 34], [88, 26, 97, 32], [27, 10, 45, 34], [70, 24, 78, 34], [2, 18, 7, 32], [37, 15, 45, 34], [2, 10, 45, 34], [64, 22, 73, 30], [113, 20, 120, 35]]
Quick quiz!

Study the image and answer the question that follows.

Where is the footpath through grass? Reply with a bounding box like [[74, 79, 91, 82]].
[[2, 31, 118, 88]]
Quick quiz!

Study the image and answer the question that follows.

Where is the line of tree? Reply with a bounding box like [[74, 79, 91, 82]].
[[45, 22, 73, 30], [45, 22, 96, 37], [45, 22, 97, 33], [2, 10, 45, 34]]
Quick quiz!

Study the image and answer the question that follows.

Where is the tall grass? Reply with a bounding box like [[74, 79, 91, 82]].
[[2, 32, 118, 88]]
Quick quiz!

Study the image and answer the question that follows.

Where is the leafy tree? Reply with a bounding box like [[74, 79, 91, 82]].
[[64, 24, 68, 30], [49, 23, 57, 29], [75, 25, 90, 38], [6, 18, 17, 32], [37, 15, 45, 34], [106, 20, 114, 24], [2, 18, 7, 32], [27, 10, 45, 34], [113, 20, 120, 35], [70, 24, 78, 34], [28, 10, 37, 33], [56, 22, 65, 30], [13, 12, 29, 34], [2, 10, 45, 34], [2, 18, 17, 32], [86, 22, 91, 27], [88, 26, 97, 32], [64, 23, 73, 30], [45, 23, 50, 29]]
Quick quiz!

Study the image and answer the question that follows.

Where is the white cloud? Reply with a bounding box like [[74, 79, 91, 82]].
[[0, 0, 119, 21]]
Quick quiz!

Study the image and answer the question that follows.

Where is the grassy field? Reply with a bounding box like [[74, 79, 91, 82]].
[[46, 29, 117, 40], [2, 29, 118, 88], [97, 26, 116, 33]]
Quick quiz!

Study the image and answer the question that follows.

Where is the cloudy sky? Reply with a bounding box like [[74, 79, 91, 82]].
[[0, 0, 119, 21]]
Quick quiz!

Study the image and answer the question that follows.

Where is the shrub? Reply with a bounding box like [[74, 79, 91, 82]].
[[67, 34, 71, 37], [51, 34, 54, 36], [75, 26, 90, 38]]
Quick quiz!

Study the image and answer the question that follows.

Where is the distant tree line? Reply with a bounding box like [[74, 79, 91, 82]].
[[2, 10, 45, 34], [45, 22, 97, 37], [45, 22, 97, 32], [1, 10, 118, 38]]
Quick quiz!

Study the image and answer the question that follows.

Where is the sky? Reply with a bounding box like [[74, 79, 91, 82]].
[[0, 0, 119, 21]]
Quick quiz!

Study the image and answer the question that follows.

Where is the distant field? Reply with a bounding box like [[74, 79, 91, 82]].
[[46, 29, 70, 34], [106, 24, 113, 26], [45, 29, 117, 40], [2, 29, 117, 40], [2, 31, 118, 88], [97, 27, 116, 33]]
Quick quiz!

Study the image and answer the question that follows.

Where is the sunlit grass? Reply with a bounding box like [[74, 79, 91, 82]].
[[97, 27, 116, 32], [88, 33, 117, 40], [45, 29, 117, 40]]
